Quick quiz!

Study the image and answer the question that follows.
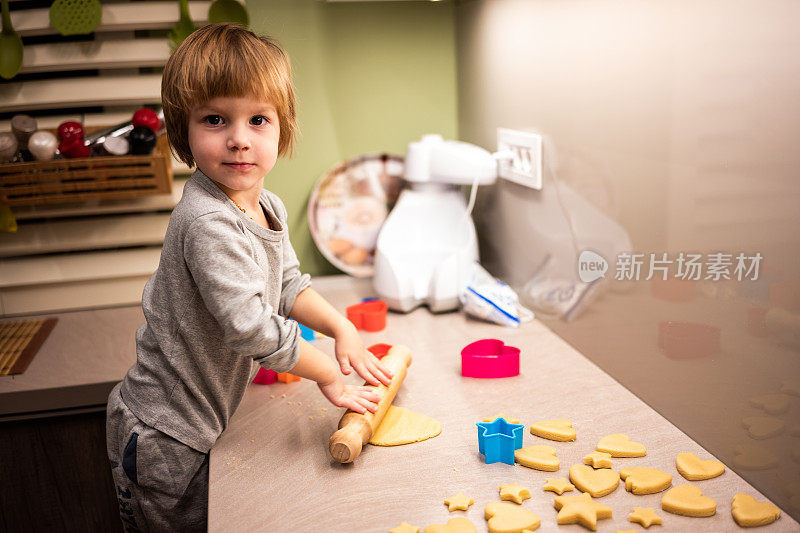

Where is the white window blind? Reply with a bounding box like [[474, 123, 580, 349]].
[[0, 0, 206, 316]]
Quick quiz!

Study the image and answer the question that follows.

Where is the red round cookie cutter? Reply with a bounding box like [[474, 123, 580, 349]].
[[346, 299, 388, 332], [658, 321, 720, 359], [461, 339, 520, 378]]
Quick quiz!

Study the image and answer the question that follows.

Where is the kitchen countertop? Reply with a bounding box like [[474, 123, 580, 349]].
[[209, 276, 797, 532], [0, 305, 142, 420]]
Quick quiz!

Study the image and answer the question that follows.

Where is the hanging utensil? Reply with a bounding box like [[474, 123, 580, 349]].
[[208, 0, 248, 27], [0, 0, 23, 79], [49, 0, 102, 36], [169, 0, 196, 50]]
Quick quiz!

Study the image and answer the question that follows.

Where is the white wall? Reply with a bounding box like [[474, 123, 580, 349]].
[[457, 0, 800, 272]]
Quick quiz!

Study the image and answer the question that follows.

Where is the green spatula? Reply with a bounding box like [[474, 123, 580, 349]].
[[208, 0, 249, 26], [0, 0, 23, 79], [169, 0, 196, 50]]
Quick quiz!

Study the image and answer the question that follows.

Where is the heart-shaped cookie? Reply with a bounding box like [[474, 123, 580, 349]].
[[529, 419, 576, 441], [619, 467, 672, 495], [424, 517, 477, 533], [515, 445, 559, 471], [568, 464, 620, 498], [733, 444, 779, 470], [661, 484, 716, 517], [676, 452, 725, 480], [597, 434, 646, 457], [732, 493, 781, 527], [742, 416, 785, 439], [484, 502, 540, 533], [749, 393, 790, 414]]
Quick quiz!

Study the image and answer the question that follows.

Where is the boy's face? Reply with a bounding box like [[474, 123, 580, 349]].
[[188, 95, 280, 198]]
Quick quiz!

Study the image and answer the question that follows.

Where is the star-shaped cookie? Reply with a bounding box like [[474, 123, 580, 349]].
[[554, 492, 613, 530], [629, 507, 662, 528], [543, 478, 575, 495], [390, 522, 420, 533], [583, 451, 613, 469], [444, 492, 474, 512], [499, 483, 531, 504]]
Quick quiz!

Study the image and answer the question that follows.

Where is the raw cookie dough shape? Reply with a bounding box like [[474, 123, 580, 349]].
[[749, 393, 790, 415], [568, 464, 620, 498], [733, 444, 779, 470], [499, 483, 531, 505], [484, 502, 541, 533], [515, 445, 559, 471], [583, 451, 612, 469], [484, 414, 520, 424], [444, 492, 474, 512], [619, 467, 672, 495], [391, 523, 420, 533], [369, 405, 441, 446], [553, 492, 613, 531], [597, 434, 646, 457], [742, 416, 785, 439], [661, 484, 716, 517], [676, 452, 725, 480], [529, 419, 576, 441], [543, 478, 575, 495], [731, 493, 781, 527], [628, 507, 662, 528], [424, 517, 477, 533]]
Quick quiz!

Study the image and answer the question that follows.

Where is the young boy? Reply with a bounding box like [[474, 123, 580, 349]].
[[106, 24, 392, 532]]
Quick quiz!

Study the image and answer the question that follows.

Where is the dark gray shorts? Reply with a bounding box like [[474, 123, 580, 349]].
[[106, 382, 209, 532]]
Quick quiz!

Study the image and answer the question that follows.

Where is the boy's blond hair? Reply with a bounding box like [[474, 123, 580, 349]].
[[161, 23, 298, 167]]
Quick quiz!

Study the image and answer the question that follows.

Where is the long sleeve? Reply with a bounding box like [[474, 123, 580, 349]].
[[272, 198, 312, 317], [183, 211, 299, 370]]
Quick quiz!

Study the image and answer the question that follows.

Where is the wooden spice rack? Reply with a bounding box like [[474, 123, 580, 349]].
[[0, 133, 173, 207]]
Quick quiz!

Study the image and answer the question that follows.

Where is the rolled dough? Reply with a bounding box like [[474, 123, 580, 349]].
[[369, 405, 442, 446]]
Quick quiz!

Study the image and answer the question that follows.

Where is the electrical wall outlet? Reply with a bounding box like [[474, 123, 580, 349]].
[[496, 128, 543, 190]]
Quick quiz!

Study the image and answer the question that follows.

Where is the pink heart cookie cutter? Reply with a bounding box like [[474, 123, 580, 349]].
[[461, 339, 520, 378]]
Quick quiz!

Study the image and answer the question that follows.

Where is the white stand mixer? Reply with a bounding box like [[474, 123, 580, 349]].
[[373, 134, 497, 312]]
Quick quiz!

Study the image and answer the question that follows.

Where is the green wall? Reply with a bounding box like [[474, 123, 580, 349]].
[[247, 0, 458, 276]]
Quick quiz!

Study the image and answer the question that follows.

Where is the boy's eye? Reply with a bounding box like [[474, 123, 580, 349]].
[[250, 115, 269, 126], [202, 115, 223, 126]]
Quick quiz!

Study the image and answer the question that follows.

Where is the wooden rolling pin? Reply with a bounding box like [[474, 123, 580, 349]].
[[329, 344, 412, 463]]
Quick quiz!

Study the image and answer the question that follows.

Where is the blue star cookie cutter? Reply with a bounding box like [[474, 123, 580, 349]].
[[476, 417, 525, 465]]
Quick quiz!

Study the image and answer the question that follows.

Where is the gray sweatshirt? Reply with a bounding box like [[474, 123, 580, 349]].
[[120, 169, 311, 453]]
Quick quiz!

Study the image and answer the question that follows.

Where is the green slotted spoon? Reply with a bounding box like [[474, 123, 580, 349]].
[[169, 0, 196, 50], [208, 0, 248, 26], [0, 0, 23, 79], [49, 0, 102, 36]]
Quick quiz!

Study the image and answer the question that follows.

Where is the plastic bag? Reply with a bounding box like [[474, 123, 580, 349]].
[[460, 262, 534, 327]]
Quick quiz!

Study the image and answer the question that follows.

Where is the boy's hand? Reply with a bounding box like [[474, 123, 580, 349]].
[[317, 377, 382, 414], [333, 323, 393, 386]]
